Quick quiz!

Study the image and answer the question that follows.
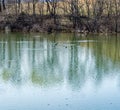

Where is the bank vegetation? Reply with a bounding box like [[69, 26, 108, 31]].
[[0, 0, 120, 33]]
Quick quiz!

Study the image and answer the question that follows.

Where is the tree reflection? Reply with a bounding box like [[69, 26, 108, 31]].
[[0, 33, 120, 89]]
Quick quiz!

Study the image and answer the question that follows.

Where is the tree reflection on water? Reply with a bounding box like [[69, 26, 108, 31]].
[[0, 33, 120, 90]]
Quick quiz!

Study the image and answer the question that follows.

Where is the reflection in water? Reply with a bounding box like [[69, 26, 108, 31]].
[[0, 33, 120, 110]]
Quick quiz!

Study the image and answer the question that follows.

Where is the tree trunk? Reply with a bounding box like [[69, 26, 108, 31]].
[[18, 0, 21, 13], [33, 0, 36, 15], [0, 2, 1, 12], [2, 0, 5, 10]]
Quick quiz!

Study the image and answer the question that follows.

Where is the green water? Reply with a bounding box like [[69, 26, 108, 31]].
[[0, 33, 120, 110]]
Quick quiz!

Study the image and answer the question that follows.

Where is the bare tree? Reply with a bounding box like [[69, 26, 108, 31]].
[[0, 0, 2, 12], [114, 0, 119, 32], [45, 0, 58, 24], [2, 0, 6, 10], [18, 0, 21, 13], [37, 1, 44, 15], [0, 0, 6, 12], [85, 0, 91, 18], [46, 0, 58, 16], [32, 0, 39, 15]]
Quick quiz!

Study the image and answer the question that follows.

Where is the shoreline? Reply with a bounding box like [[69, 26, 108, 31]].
[[0, 13, 120, 34]]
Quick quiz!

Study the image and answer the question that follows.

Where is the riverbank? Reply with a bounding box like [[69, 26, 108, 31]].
[[0, 13, 120, 34]]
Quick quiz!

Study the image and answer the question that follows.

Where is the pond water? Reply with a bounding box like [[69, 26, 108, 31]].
[[0, 33, 120, 110]]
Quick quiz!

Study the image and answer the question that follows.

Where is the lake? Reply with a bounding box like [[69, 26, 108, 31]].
[[0, 33, 120, 110]]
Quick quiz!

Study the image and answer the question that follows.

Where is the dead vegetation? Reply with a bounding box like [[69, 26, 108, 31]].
[[0, 0, 120, 33]]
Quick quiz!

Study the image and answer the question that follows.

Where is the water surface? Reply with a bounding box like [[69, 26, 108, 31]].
[[0, 33, 120, 110]]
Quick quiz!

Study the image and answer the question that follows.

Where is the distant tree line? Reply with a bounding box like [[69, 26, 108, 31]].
[[0, 0, 120, 33]]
